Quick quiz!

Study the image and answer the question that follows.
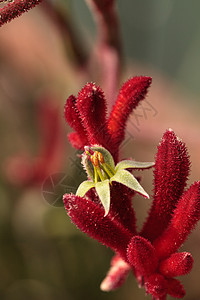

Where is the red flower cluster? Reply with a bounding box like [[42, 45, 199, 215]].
[[63, 76, 200, 299]]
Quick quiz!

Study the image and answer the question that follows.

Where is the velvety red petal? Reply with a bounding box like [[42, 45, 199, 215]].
[[64, 95, 89, 147], [141, 129, 190, 242], [127, 236, 158, 276], [100, 255, 131, 291], [154, 181, 200, 259], [144, 274, 167, 298], [63, 193, 132, 261], [107, 76, 152, 154], [167, 278, 185, 298], [109, 183, 137, 235], [76, 83, 111, 148], [68, 132, 85, 150], [159, 252, 193, 278]]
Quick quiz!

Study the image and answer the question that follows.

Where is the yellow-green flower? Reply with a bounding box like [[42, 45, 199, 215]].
[[76, 146, 154, 216]]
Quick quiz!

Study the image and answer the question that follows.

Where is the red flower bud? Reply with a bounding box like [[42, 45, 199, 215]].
[[159, 252, 193, 277], [145, 274, 167, 298], [100, 255, 130, 291], [167, 278, 185, 299], [127, 236, 158, 276]]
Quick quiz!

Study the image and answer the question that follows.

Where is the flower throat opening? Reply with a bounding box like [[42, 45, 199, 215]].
[[86, 150, 115, 183]]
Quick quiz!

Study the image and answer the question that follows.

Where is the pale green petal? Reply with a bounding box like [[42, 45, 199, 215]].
[[91, 146, 115, 170], [95, 179, 110, 216], [115, 160, 155, 172], [76, 181, 95, 197], [110, 170, 149, 198], [82, 154, 94, 181]]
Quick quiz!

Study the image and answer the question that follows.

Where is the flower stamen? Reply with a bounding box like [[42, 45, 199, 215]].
[[91, 151, 108, 182], [90, 151, 116, 183]]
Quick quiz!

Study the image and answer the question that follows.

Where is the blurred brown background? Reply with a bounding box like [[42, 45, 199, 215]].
[[0, 1, 200, 299]]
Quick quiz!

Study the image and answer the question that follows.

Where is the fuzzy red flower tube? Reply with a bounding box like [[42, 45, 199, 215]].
[[0, 0, 43, 27], [141, 129, 190, 241], [63, 77, 200, 299]]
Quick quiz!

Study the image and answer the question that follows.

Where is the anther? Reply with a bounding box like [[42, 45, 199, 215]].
[[97, 152, 105, 164], [91, 154, 99, 167]]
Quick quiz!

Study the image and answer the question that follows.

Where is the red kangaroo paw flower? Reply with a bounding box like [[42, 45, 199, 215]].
[[63, 193, 132, 261], [141, 129, 190, 241], [167, 278, 185, 299], [64, 76, 200, 299], [127, 236, 158, 276], [76, 83, 111, 148], [100, 255, 131, 291], [107, 76, 152, 152], [154, 181, 200, 260], [145, 274, 167, 299], [65, 95, 89, 149], [159, 252, 193, 278], [0, 0, 43, 27]]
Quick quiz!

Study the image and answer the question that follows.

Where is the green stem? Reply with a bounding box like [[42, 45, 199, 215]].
[[94, 167, 99, 183]]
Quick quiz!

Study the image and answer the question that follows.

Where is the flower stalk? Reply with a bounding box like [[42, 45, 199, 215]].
[[86, 0, 122, 104]]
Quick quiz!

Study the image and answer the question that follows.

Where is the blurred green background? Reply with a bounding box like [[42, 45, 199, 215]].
[[0, 1, 200, 300], [74, 0, 200, 98]]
